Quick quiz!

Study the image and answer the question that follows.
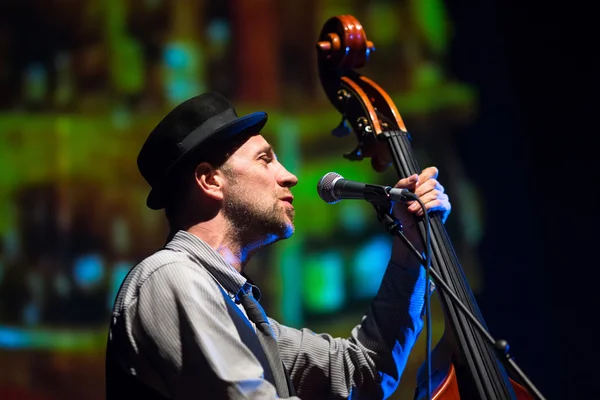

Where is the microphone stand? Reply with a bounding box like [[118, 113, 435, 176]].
[[373, 206, 547, 400]]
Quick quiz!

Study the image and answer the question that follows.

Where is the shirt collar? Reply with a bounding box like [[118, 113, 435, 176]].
[[165, 230, 248, 298]]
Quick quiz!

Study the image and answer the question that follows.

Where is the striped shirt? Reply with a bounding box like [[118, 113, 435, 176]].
[[105, 230, 426, 399]]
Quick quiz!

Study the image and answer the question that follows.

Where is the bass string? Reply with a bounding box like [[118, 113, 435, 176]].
[[386, 131, 516, 399]]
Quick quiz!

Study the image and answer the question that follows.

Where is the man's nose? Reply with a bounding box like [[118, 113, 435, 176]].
[[279, 167, 298, 188]]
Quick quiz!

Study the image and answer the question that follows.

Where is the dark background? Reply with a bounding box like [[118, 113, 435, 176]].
[[448, 1, 596, 398]]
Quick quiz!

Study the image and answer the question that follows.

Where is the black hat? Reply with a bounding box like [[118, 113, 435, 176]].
[[137, 92, 267, 210]]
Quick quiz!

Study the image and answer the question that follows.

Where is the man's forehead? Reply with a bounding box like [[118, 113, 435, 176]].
[[238, 134, 273, 152]]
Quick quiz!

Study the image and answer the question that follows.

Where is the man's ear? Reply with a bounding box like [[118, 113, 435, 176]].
[[194, 162, 225, 200]]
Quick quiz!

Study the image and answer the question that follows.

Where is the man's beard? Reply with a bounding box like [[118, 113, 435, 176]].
[[223, 192, 295, 246]]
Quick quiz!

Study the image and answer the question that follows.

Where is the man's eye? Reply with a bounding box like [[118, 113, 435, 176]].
[[260, 155, 272, 162]]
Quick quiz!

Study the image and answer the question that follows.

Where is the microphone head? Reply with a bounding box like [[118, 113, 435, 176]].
[[317, 172, 343, 204]]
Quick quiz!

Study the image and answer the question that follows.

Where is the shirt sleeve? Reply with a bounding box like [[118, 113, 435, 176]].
[[134, 261, 301, 400], [272, 262, 426, 400]]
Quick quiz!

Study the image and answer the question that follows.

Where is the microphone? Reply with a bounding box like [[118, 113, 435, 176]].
[[317, 172, 418, 204]]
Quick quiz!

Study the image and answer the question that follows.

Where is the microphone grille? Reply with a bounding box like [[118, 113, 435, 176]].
[[317, 172, 343, 204]]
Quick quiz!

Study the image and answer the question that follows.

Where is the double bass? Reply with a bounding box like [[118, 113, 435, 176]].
[[315, 15, 544, 400]]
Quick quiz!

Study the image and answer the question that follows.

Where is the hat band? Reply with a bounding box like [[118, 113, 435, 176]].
[[179, 108, 238, 151]]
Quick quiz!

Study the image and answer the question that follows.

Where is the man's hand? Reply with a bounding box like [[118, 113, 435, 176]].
[[390, 166, 451, 267], [394, 166, 450, 222]]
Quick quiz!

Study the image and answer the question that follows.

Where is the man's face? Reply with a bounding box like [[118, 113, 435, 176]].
[[220, 134, 298, 245]]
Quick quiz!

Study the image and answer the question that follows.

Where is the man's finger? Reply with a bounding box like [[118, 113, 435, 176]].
[[394, 173, 418, 189], [416, 166, 439, 187]]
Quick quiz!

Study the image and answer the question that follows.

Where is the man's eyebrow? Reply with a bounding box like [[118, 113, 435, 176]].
[[257, 145, 274, 155]]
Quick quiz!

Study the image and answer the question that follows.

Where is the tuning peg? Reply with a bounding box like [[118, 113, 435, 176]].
[[366, 41, 375, 60], [317, 41, 331, 52], [317, 33, 341, 54], [343, 145, 364, 161], [331, 117, 351, 137]]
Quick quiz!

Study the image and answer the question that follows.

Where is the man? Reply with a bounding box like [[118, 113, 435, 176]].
[[105, 92, 451, 399]]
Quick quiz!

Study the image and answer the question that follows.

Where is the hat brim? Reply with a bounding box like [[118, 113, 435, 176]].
[[146, 111, 267, 210]]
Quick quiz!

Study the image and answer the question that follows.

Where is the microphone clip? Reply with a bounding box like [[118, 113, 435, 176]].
[[373, 204, 403, 233]]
